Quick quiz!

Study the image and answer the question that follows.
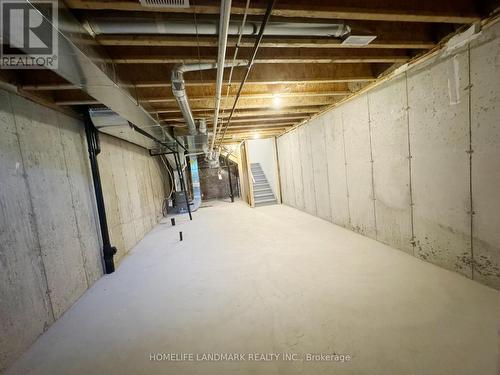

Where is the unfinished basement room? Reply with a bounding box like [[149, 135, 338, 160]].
[[1, 0, 500, 374]]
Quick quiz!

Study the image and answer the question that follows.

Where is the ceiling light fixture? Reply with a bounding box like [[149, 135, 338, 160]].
[[272, 94, 282, 108]]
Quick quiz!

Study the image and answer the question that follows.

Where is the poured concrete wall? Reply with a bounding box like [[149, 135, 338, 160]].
[[0, 89, 168, 371], [277, 21, 500, 290], [98, 135, 167, 264], [0, 90, 100, 371]]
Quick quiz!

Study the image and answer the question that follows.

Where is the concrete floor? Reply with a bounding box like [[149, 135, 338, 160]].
[[7, 201, 500, 375]]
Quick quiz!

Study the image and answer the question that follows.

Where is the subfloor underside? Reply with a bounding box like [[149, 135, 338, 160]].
[[8, 201, 500, 375]]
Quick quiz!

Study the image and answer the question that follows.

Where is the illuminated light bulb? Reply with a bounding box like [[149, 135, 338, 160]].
[[272, 94, 282, 108]]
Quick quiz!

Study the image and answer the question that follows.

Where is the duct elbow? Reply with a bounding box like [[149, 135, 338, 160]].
[[198, 119, 207, 134]]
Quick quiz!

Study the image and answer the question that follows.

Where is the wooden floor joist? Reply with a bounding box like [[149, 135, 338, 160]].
[[96, 35, 437, 50], [65, 0, 481, 23], [14, 0, 487, 140]]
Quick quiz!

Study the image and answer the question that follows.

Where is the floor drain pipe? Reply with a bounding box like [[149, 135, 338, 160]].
[[84, 113, 117, 274]]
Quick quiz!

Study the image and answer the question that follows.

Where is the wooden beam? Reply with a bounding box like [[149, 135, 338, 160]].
[[223, 126, 292, 133], [115, 63, 378, 86], [161, 115, 308, 123], [0, 74, 81, 118], [96, 35, 436, 50], [140, 91, 350, 103], [222, 128, 287, 135], [156, 106, 323, 117], [150, 95, 338, 111], [111, 56, 408, 64], [223, 122, 296, 129], [65, 0, 480, 23], [164, 120, 298, 128], [106, 46, 411, 64], [20, 77, 360, 90], [219, 130, 285, 140]]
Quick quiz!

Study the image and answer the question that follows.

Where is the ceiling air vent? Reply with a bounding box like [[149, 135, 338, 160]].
[[342, 35, 377, 46], [139, 0, 190, 8]]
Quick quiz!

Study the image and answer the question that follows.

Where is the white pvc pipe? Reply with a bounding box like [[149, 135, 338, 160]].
[[88, 18, 350, 37], [211, 0, 232, 156]]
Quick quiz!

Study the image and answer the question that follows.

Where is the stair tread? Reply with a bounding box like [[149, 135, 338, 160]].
[[255, 198, 277, 203], [255, 194, 275, 199], [255, 192, 274, 196]]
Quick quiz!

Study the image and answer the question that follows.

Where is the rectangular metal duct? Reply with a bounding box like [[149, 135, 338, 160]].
[[22, 0, 176, 150], [342, 35, 377, 46], [139, 0, 190, 7], [89, 109, 159, 149]]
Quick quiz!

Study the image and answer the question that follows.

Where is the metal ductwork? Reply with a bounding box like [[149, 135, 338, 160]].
[[171, 0, 235, 160], [198, 119, 207, 134], [171, 63, 217, 136], [88, 109, 162, 149], [85, 17, 351, 38], [23, 1, 175, 150], [171, 62, 245, 148]]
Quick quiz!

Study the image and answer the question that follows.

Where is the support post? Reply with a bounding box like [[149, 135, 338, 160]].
[[84, 114, 117, 274], [226, 156, 234, 203], [174, 151, 193, 221]]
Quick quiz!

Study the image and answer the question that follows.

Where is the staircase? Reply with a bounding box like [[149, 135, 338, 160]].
[[250, 163, 277, 207]]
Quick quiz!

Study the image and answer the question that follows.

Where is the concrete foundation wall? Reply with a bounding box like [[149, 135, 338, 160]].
[[0, 89, 167, 371], [98, 135, 167, 264], [277, 21, 500, 290]]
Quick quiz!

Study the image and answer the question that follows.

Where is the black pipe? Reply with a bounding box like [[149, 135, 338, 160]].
[[226, 155, 234, 203], [173, 151, 193, 221], [128, 122, 186, 153], [217, 0, 276, 146], [84, 114, 117, 274]]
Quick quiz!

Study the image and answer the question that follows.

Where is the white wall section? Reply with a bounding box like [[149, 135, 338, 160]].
[[470, 27, 500, 289], [369, 77, 413, 254], [324, 110, 350, 227], [277, 20, 500, 290], [298, 125, 317, 215], [247, 138, 280, 199], [408, 51, 471, 277], [309, 118, 331, 221], [342, 95, 376, 238]]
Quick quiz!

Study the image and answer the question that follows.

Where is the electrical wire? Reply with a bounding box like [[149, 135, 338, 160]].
[[217, 0, 276, 148], [191, 0, 210, 121], [212, 0, 252, 150], [160, 155, 174, 199]]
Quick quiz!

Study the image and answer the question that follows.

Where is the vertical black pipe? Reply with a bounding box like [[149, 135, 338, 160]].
[[226, 156, 234, 203], [174, 151, 192, 221], [84, 114, 117, 274]]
